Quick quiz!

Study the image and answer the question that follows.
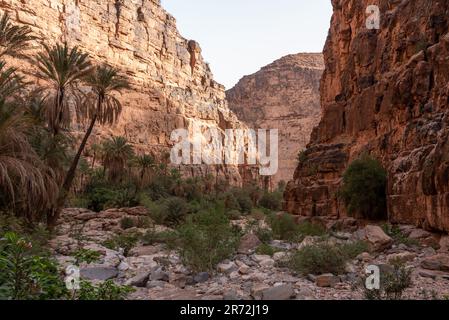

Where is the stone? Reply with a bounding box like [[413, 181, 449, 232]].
[[217, 261, 238, 274], [409, 229, 432, 240], [356, 252, 372, 262], [259, 258, 276, 268], [238, 233, 262, 254], [421, 254, 449, 272], [260, 284, 295, 300], [238, 265, 250, 275], [146, 280, 167, 289], [80, 267, 118, 281], [251, 284, 271, 300], [352, 225, 393, 252], [150, 268, 169, 282], [315, 274, 339, 288], [193, 272, 209, 283], [439, 236, 449, 253], [125, 271, 151, 287]]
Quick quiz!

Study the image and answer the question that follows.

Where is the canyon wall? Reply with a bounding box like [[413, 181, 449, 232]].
[[0, 0, 247, 183], [227, 53, 324, 186], [284, 0, 449, 232]]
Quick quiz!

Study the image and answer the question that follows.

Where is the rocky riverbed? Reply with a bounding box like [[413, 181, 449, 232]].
[[50, 207, 449, 300]]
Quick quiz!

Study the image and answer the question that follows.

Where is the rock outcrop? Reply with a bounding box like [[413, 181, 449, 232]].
[[227, 53, 324, 186], [0, 0, 247, 182], [284, 0, 449, 232]]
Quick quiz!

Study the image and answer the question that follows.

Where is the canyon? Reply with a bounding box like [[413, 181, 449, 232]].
[[284, 0, 449, 233], [0, 0, 247, 183], [227, 53, 324, 186]]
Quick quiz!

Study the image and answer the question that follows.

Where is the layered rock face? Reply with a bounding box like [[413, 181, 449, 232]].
[[284, 0, 449, 232], [0, 0, 246, 182], [227, 53, 324, 186]]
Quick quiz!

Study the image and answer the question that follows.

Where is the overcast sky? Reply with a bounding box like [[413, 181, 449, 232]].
[[161, 0, 333, 89]]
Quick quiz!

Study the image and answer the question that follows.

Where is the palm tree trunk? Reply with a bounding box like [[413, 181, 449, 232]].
[[47, 112, 99, 229]]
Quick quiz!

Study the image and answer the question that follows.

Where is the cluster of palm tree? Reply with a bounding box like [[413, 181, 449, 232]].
[[0, 12, 130, 228]]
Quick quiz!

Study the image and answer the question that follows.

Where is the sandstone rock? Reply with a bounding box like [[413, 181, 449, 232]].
[[356, 252, 373, 262], [439, 236, 449, 253], [125, 271, 151, 287], [146, 280, 167, 289], [227, 53, 323, 185], [150, 268, 169, 282], [238, 233, 262, 254], [259, 258, 276, 268], [260, 284, 295, 300], [352, 226, 392, 252], [193, 272, 209, 284], [80, 267, 118, 281], [217, 261, 238, 274], [421, 254, 449, 272], [315, 274, 340, 288], [409, 229, 432, 240], [251, 284, 271, 300], [283, 0, 449, 234]]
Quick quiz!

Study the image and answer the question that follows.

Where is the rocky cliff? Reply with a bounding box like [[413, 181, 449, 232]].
[[284, 0, 449, 233], [227, 53, 324, 186], [0, 0, 246, 182]]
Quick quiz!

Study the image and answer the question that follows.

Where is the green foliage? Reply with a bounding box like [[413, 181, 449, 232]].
[[256, 243, 280, 256], [76, 280, 134, 300], [254, 227, 273, 244], [364, 260, 413, 300], [289, 241, 367, 276], [102, 233, 139, 257], [177, 207, 240, 272], [259, 191, 282, 211], [339, 154, 387, 220], [120, 217, 134, 230], [297, 221, 326, 237], [142, 196, 188, 227], [0, 232, 67, 300], [141, 229, 178, 249], [72, 248, 101, 265], [269, 214, 301, 241]]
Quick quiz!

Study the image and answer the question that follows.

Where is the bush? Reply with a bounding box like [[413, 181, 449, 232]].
[[0, 232, 68, 300], [76, 280, 134, 300], [382, 224, 419, 247], [339, 154, 387, 220], [297, 221, 326, 237], [254, 227, 273, 244], [120, 217, 135, 230], [269, 214, 300, 241], [289, 241, 367, 276], [364, 260, 413, 300], [72, 248, 101, 265], [102, 233, 139, 257], [259, 191, 282, 211], [141, 229, 178, 248], [177, 207, 240, 272], [256, 243, 280, 256]]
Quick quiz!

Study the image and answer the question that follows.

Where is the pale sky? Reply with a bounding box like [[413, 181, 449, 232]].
[[161, 0, 333, 89]]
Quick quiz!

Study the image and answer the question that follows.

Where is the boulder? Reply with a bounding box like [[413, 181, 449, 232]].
[[421, 254, 449, 272], [315, 274, 340, 288], [352, 225, 392, 252], [387, 252, 417, 264], [261, 284, 295, 300], [193, 272, 209, 283], [238, 233, 262, 254], [125, 271, 151, 287], [150, 268, 169, 282], [80, 267, 118, 281], [217, 261, 238, 274]]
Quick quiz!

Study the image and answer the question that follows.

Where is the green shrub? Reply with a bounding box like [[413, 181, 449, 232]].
[[289, 240, 368, 276], [364, 260, 413, 300], [339, 154, 387, 220], [226, 209, 243, 220], [297, 221, 326, 237], [72, 248, 101, 265], [256, 243, 280, 256], [120, 217, 135, 230], [141, 228, 178, 248], [255, 227, 273, 244], [76, 280, 134, 300], [259, 191, 282, 211], [140, 195, 188, 226], [0, 232, 68, 300], [177, 207, 240, 272], [102, 233, 139, 257], [269, 214, 301, 241]]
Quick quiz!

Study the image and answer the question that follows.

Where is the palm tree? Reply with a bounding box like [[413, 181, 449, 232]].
[[35, 43, 92, 136], [0, 12, 34, 59], [0, 99, 58, 223], [101, 136, 134, 182], [133, 154, 155, 187], [47, 64, 129, 228]]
